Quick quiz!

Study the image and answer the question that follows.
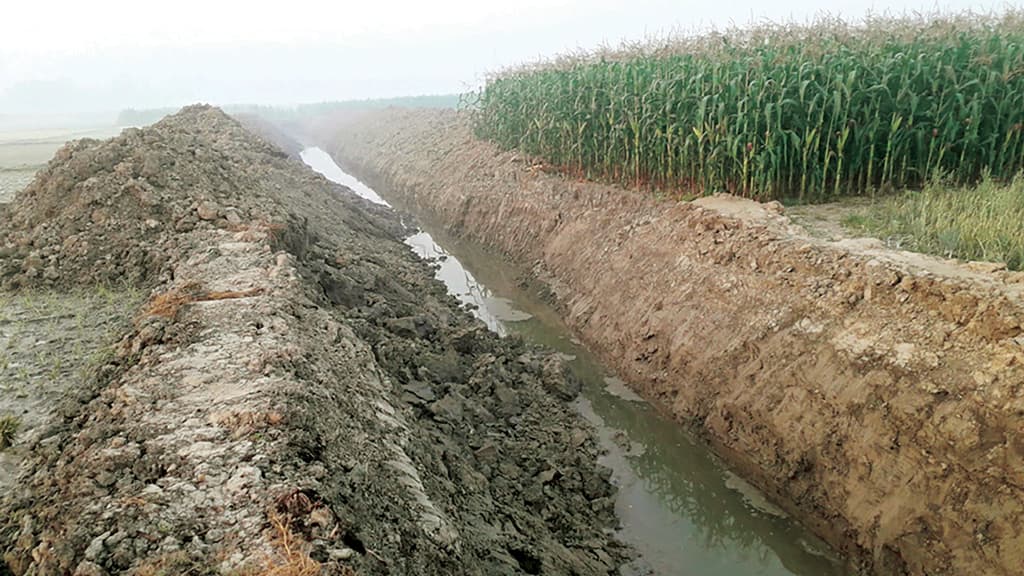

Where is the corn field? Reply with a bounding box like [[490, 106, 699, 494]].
[[470, 13, 1024, 201]]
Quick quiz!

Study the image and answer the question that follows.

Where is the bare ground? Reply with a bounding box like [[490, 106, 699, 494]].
[[0, 287, 141, 494], [322, 108, 1024, 576]]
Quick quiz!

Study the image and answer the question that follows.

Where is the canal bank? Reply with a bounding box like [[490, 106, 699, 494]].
[[302, 146, 851, 576], [313, 108, 1024, 576]]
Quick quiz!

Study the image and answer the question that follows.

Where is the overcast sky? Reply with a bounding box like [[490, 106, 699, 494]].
[[0, 0, 1011, 114]]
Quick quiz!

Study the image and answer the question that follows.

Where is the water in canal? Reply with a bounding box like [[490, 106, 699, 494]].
[[301, 147, 852, 576]]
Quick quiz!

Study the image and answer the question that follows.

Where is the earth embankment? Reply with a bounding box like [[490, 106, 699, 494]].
[[0, 106, 627, 575], [321, 108, 1024, 576]]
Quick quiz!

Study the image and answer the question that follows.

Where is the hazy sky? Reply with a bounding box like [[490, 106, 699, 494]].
[[0, 0, 1011, 114]]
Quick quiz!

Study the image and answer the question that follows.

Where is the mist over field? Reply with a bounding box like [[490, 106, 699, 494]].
[[0, 0, 1005, 116]]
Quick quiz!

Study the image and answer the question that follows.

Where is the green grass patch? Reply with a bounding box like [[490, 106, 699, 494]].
[[843, 176, 1024, 269]]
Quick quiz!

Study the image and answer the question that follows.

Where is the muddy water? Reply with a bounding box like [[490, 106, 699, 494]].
[[302, 147, 852, 576]]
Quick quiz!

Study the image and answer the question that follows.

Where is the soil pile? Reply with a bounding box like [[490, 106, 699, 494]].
[[0, 106, 627, 575], [323, 108, 1024, 576]]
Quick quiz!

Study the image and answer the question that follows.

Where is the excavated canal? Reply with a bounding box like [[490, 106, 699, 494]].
[[301, 146, 852, 576]]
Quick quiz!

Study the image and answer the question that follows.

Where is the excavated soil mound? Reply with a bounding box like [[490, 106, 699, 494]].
[[0, 106, 628, 575], [321, 108, 1024, 576]]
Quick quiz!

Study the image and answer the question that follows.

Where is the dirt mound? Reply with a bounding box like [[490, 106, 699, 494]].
[[0, 106, 627, 575], [0, 105, 345, 291], [323, 108, 1024, 576]]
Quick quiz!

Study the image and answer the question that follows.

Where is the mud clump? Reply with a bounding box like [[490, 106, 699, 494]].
[[0, 106, 627, 575], [325, 107, 1024, 576]]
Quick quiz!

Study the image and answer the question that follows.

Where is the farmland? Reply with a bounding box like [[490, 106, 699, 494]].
[[468, 12, 1024, 269], [472, 13, 1024, 201], [0, 123, 122, 203], [325, 103, 1024, 576]]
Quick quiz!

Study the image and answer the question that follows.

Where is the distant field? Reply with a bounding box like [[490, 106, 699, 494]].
[[0, 170, 36, 203], [0, 124, 123, 202], [0, 125, 124, 168]]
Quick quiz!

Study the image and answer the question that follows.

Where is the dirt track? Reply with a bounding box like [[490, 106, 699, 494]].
[[321, 108, 1024, 576], [0, 107, 628, 575]]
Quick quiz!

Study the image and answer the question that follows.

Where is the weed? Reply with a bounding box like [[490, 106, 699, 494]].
[[845, 175, 1024, 269], [0, 414, 21, 450]]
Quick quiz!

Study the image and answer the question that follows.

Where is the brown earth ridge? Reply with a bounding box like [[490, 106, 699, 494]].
[[0, 106, 630, 575], [320, 108, 1024, 576]]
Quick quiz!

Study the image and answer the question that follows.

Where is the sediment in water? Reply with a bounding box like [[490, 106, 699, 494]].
[[0, 106, 628, 575], [319, 108, 1024, 576]]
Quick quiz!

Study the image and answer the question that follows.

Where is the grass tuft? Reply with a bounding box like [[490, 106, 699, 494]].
[[0, 414, 21, 450], [844, 176, 1024, 270]]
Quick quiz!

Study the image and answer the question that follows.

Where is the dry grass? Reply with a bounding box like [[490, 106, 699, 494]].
[[199, 288, 266, 302], [139, 281, 265, 323], [134, 551, 208, 576], [230, 219, 288, 242], [140, 281, 202, 321], [210, 410, 285, 439], [259, 511, 323, 576]]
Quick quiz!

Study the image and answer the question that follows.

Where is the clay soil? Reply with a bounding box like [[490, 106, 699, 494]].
[[320, 108, 1024, 576], [0, 107, 628, 575]]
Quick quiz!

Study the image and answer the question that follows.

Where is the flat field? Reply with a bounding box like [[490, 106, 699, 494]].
[[0, 124, 123, 203]]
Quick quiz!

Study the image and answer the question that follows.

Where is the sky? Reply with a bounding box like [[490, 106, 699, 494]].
[[0, 0, 1013, 114]]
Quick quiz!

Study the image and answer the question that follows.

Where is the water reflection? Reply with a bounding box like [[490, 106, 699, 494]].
[[405, 231, 533, 335], [301, 147, 851, 576], [421, 233, 847, 576], [301, 147, 390, 206]]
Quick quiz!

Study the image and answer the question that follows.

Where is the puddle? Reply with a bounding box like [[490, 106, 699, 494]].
[[302, 147, 853, 576]]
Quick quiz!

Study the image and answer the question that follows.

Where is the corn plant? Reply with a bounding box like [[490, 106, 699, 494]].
[[471, 12, 1024, 202]]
